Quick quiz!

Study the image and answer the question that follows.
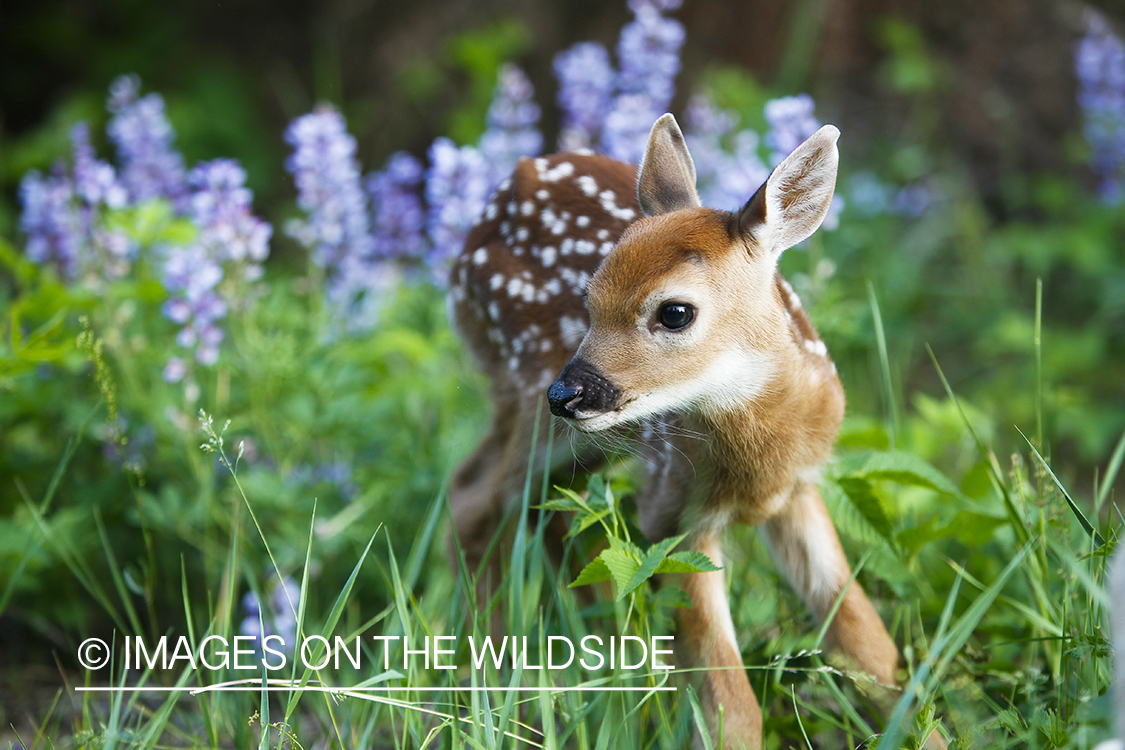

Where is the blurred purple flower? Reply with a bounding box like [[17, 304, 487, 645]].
[[555, 42, 615, 151], [70, 123, 134, 279], [19, 166, 82, 280], [189, 159, 272, 270], [424, 137, 492, 274], [368, 152, 427, 260], [615, 0, 684, 110], [479, 64, 543, 184], [685, 95, 770, 211], [162, 245, 227, 365], [1076, 11, 1125, 203], [71, 123, 127, 210], [602, 0, 684, 162], [602, 93, 662, 164], [163, 357, 187, 383], [284, 105, 374, 271], [107, 75, 189, 209], [764, 94, 821, 166], [553, 0, 683, 159]]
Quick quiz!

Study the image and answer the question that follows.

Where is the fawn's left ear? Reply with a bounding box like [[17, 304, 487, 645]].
[[637, 113, 702, 217], [738, 124, 839, 258]]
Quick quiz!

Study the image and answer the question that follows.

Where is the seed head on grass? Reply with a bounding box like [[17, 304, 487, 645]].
[[198, 409, 233, 466]]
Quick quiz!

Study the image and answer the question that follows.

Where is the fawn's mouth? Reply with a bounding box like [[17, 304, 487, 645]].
[[565, 398, 636, 432]]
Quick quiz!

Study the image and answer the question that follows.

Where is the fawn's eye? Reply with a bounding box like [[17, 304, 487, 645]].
[[658, 303, 694, 330]]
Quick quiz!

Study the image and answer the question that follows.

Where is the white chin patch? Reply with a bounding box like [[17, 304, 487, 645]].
[[567, 411, 624, 432], [567, 348, 775, 432]]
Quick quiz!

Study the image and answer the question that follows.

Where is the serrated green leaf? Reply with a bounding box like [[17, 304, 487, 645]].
[[606, 535, 644, 558], [835, 476, 896, 544], [570, 556, 612, 588], [619, 534, 686, 599], [838, 450, 959, 496], [655, 550, 722, 574], [600, 548, 642, 597]]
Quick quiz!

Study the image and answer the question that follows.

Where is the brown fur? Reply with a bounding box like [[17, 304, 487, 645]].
[[448, 128, 939, 747]]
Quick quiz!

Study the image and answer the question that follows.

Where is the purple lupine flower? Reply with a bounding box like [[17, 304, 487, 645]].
[[554, 42, 615, 151], [284, 105, 374, 271], [71, 123, 127, 210], [762, 94, 846, 228], [188, 159, 272, 270], [163, 356, 187, 383], [106, 75, 188, 209], [424, 137, 492, 274], [70, 123, 133, 279], [368, 152, 427, 260], [763, 94, 821, 166], [615, 0, 684, 110], [162, 244, 227, 365], [601, 0, 685, 162], [684, 95, 768, 211], [478, 64, 543, 185], [602, 92, 663, 164], [19, 167, 82, 279], [713, 132, 772, 213], [1076, 11, 1125, 203]]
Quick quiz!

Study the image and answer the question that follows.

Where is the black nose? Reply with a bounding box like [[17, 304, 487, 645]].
[[547, 358, 622, 419], [548, 381, 584, 418]]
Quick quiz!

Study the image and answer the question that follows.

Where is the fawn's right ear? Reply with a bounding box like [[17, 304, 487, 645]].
[[637, 113, 702, 218], [738, 124, 839, 258]]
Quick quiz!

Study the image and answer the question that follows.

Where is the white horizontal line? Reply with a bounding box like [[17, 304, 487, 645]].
[[76, 686, 676, 693]]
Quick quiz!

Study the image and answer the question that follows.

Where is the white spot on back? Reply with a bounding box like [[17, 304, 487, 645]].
[[543, 162, 575, 182]]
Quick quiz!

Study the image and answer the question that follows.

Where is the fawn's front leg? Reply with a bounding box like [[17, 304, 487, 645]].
[[675, 533, 763, 750]]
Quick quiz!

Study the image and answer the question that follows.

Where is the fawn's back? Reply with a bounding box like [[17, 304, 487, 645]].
[[449, 152, 639, 397]]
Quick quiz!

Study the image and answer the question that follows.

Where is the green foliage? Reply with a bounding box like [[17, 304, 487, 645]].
[[3, 15, 1125, 748]]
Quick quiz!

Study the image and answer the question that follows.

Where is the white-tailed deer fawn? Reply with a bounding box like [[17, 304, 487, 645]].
[[449, 114, 917, 748]]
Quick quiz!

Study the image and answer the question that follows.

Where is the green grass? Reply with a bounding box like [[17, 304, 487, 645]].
[[2, 335, 1121, 748], [1, 163, 1123, 748]]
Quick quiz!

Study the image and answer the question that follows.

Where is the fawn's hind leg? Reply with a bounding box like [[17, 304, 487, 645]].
[[761, 482, 899, 685], [448, 393, 529, 607]]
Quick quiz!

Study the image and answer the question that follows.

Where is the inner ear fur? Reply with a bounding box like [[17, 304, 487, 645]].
[[637, 113, 703, 218]]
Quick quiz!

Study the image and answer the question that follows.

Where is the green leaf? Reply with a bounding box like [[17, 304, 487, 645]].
[[619, 534, 686, 599], [601, 548, 642, 596], [542, 486, 612, 538], [656, 550, 722, 574], [838, 450, 960, 496], [570, 555, 612, 588], [835, 476, 896, 545]]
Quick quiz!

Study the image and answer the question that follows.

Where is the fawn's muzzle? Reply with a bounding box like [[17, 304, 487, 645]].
[[548, 358, 621, 419]]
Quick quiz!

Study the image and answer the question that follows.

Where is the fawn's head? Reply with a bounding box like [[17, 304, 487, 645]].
[[548, 114, 840, 431]]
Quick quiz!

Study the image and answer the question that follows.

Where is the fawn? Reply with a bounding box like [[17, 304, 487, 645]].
[[448, 114, 917, 748]]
